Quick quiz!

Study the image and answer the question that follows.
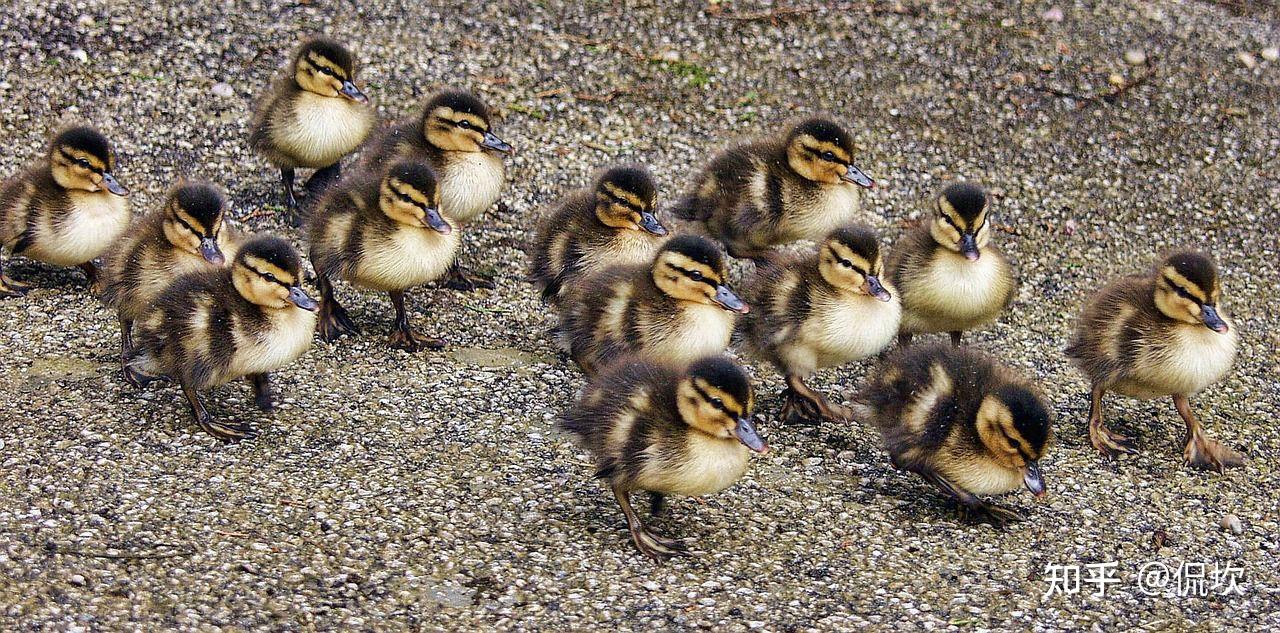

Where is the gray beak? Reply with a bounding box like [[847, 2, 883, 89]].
[[864, 275, 892, 302], [840, 163, 875, 188], [422, 206, 453, 234], [1201, 304, 1229, 333], [959, 233, 980, 261], [712, 284, 750, 314], [1024, 461, 1046, 497], [198, 237, 225, 265], [734, 416, 768, 454], [339, 81, 369, 104], [638, 212, 668, 236], [287, 286, 319, 311], [101, 172, 129, 196], [481, 131, 512, 153]]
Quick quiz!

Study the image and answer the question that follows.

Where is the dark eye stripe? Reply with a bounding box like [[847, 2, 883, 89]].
[[59, 149, 101, 172], [603, 191, 644, 212], [173, 215, 211, 239], [691, 382, 739, 418], [670, 264, 718, 287], [246, 265, 290, 287]]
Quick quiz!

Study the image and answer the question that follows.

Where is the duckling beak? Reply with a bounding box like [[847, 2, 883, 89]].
[[863, 275, 892, 302], [421, 206, 453, 235], [638, 212, 668, 236], [734, 416, 769, 454], [959, 233, 980, 261], [339, 81, 369, 104], [198, 238, 225, 265], [1023, 461, 1046, 497], [712, 284, 750, 313], [840, 163, 875, 188], [287, 286, 320, 312], [480, 131, 513, 153], [1200, 304, 1229, 333], [100, 172, 129, 196]]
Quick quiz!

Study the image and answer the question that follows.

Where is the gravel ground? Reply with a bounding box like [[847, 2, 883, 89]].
[[2, 1, 1279, 630]]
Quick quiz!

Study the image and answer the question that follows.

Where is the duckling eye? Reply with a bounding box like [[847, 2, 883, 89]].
[[456, 120, 473, 130], [709, 397, 723, 408], [1173, 286, 1197, 302], [688, 270, 704, 282], [820, 151, 836, 162], [262, 272, 278, 284], [76, 158, 91, 168]]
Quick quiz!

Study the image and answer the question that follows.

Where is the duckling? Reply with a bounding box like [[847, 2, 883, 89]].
[[103, 181, 240, 382], [0, 125, 130, 296], [359, 90, 511, 291], [558, 235, 749, 375], [887, 182, 1015, 346], [308, 160, 459, 351], [560, 354, 768, 561], [124, 236, 318, 441], [744, 224, 901, 423], [672, 117, 874, 260], [249, 37, 374, 222], [529, 165, 668, 305], [1066, 249, 1243, 471], [860, 343, 1052, 523]]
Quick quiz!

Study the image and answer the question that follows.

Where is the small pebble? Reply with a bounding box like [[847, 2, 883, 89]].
[[1041, 6, 1064, 22], [1261, 46, 1279, 62], [1238, 52, 1258, 69], [1124, 49, 1147, 66], [1108, 73, 1126, 87], [68, 574, 86, 586], [211, 82, 235, 98], [70, 49, 89, 64], [1222, 514, 1243, 535]]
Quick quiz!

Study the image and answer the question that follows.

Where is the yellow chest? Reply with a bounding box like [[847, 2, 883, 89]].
[[1118, 324, 1238, 398], [643, 303, 736, 364], [779, 183, 862, 243], [27, 191, 130, 265], [804, 291, 902, 366], [275, 93, 374, 167], [353, 226, 461, 291], [902, 250, 1011, 333], [639, 433, 750, 497], [438, 152, 505, 224], [229, 307, 317, 379]]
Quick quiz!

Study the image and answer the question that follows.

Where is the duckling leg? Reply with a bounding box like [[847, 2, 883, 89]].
[[181, 380, 256, 441], [780, 375, 851, 424], [280, 167, 301, 225], [1087, 384, 1137, 458], [948, 331, 963, 347], [649, 492, 667, 517], [918, 469, 1023, 524], [612, 485, 690, 562], [0, 256, 30, 298], [248, 373, 275, 412], [1175, 394, 1245, 472], [76, 261, 103, 294], [442, 260, 497, 292], [387, 290, 444, 352], [316, 275, 358, 341]]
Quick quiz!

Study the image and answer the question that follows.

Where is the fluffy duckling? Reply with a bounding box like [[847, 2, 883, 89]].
[[0, 126, 130, 296], [1066, 250, 1242, 471], [529, 165, 668, 305], [359, 90, 511, 290], [103, 181, 240, 380], [888, 182, 1015, 346], [125, 236, 319, 441], [744, 224, 900, 423], [672, 117, 874, 260], [308, 160, 459, 351], [249, 37, 374, 221], [560, 355, 768, 561], [558, 235, 749, 375], [861, 343, 1052, 523]]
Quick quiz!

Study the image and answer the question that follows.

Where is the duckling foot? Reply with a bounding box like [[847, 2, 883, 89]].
[[249, 374, 275, 413], [318, 304, 359, 342], [389, 329, 445, 352], [123, 365, 168, 389], [1089, 423, 1138, 459], [779, 388, 824, 425], [959, 501, 1025, 525], [197, 415, 258, 442], [629, 525, 692, 563], [1184, 436, 1245, 472], [77, 262, 103, 295], [443, 265, 496, 292], [0, 275, 30, 298]]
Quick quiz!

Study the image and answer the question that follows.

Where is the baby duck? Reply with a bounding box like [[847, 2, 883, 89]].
[[249, 37, 374, 221], [861, 343, 1052, 523], [308, 160, 459, 351], [1066, 249, 1242, 471], [672, 117, 874, 260], [359, 90, 511, 290], [125, 236, 318, 441], [103, 181, 240, 381], [744, 224, 900, 423], [0, 125, 130, 296], [888, 182, 1015, 346], [558, 235, 749, 375], [529, 165, 668, 305], [559, 354, 768, 561]]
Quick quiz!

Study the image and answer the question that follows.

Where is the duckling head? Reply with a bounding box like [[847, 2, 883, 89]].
[[379, 160, 451, 234], [163, 181, 228, 265], [784, 117, 874, 188], [651, 235, 749, 313], [232, 236, 319, 312], [929, 182, 989, 261], [1154, 250, 1229, 333], [676, 356, 767, 453], [292, 37, 367, 103], [819, 224, 891, 301], [420, 90, 512, 154], [593, 165, 666, 236], [974, 385, 1053, 497], [49, 126, 128, 196]]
